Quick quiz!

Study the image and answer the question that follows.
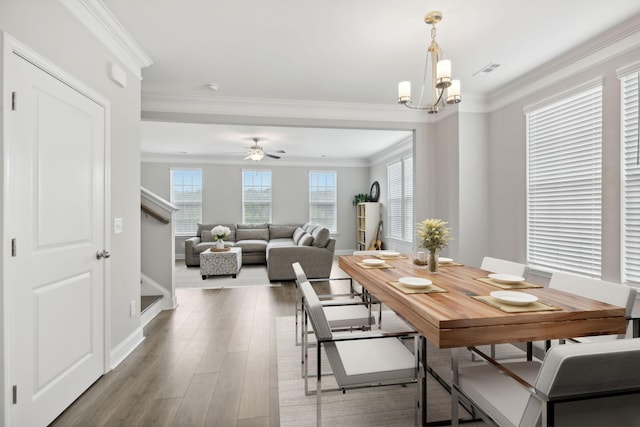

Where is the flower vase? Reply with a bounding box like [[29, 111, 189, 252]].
[[428, 251, 439, 273], [215, 239, 224, 250]]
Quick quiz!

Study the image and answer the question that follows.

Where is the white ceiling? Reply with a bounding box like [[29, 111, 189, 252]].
[[102, 0, 640, 162]]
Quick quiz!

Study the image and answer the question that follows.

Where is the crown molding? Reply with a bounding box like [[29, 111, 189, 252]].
[[142, 92, 436, 124], [141, 153, 369, 168], [60, 0, 152, 79], [487, 14, 640, 112]]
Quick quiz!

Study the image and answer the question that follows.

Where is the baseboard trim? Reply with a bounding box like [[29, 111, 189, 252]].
[[109, 326, 145, 370]]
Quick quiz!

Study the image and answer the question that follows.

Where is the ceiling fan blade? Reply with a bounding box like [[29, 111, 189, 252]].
[[243, 154, 252, 160], [265, 153, 281, 159]]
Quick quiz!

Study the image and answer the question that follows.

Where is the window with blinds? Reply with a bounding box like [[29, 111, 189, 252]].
[[621, 71, 640, 286], [171, 168, 202, 236], [243, 170, 272, 223], [387, 156, 413, 241], [526, 85, 602, 277], [309, 171, 337, 232]]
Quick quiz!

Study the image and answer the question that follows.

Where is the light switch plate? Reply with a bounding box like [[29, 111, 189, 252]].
[[114, 217, 123, 234]]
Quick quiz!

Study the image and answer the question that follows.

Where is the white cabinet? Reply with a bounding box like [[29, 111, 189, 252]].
[[356, 202, 381, 251]]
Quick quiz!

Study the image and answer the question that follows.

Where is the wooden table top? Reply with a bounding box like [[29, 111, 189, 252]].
[[338, 255, 626, 349]]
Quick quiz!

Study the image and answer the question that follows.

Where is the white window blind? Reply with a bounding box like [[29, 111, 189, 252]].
[[309, 171, 337, 232], [621, 72, 640, 286], [171, 168, 202, 236], [387, 156, 413, 241], [526, 86, 602, 277], [243, 170, 272, 223]]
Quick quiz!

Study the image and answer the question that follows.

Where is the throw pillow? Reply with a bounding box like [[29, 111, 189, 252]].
[[306, 223, 319, 235], [292, 227, 305, 244], [297, 233, 314, 246], [311, 226, 330, 247], [201, 230, 214, 242]]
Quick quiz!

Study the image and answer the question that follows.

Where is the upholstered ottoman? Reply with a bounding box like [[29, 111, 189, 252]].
[[200, 247, 242, 279]]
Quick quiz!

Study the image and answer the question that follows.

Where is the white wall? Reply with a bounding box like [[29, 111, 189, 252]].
[[141, 161, 371, 255], [0, 0, 143, 416]]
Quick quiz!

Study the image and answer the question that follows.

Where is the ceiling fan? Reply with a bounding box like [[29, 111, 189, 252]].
[[244, 138, 285, 161]]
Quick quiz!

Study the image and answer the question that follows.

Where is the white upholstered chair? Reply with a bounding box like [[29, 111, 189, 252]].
[[514, 271, 637, 361], [299, 280, 417, 426], [479, 256, 528, 359], [452, 339, 640, 427]]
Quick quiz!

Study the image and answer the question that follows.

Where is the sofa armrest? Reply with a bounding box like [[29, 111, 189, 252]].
[[185, 236, 202, 266]]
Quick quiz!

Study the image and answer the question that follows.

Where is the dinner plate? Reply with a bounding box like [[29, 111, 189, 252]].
[[439, 257, 454, 264], [488, 273, 525, 284], [490, 290, 538, 306], [381, 251, 400, 257], [398, 277, 432, 289], [362, 258, 386, 266]]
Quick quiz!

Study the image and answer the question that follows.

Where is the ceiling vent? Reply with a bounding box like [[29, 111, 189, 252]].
[[473, 63, 501, 78]]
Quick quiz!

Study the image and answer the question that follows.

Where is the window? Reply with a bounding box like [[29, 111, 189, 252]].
[[526, 85, 602, 277], [621, 71, 640, 286], [387, 156, 413, 241], [171, 168, 202, 236], [309, 171, 337, 232], [243, 170, 271, 223]]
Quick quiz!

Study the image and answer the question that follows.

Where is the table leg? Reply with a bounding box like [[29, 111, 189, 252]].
[[634, 318, 639, 338], [421, 336, 427, 426]]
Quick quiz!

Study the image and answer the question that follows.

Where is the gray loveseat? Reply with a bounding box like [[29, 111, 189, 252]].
[[184, 222, 336, 281]]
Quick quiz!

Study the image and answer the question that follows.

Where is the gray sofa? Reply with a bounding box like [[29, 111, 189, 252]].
[[184, 222, 336, 281]]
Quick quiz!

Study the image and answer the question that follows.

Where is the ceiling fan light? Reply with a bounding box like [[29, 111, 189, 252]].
[[249, 150, 264, 161]]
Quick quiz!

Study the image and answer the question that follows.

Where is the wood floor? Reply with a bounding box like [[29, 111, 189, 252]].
[[50, 283, 298, 427]]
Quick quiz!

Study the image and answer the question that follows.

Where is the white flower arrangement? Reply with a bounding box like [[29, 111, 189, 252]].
[[417, 218, 452, 253], [211, 225, 231, 241]]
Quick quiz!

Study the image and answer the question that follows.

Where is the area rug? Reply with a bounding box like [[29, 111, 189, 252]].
[[276, 314, 497, 427], [175, 263, 279, 289]]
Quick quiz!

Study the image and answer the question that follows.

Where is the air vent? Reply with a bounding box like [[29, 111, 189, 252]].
[[473, 63, 501, 77]]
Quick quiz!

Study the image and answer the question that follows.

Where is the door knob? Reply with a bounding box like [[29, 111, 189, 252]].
[[96, 250, 111, 260]]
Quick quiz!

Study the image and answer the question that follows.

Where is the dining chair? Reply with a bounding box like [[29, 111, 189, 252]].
[[299, 280, 417, 426], [513, 271, 637, 361], [292, 262, 376, 377], [452, 339, 640, 427], [478, 256, 528, 359]]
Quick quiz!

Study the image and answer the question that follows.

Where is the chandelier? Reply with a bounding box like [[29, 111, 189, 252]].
[[398, 11, 461, 114]]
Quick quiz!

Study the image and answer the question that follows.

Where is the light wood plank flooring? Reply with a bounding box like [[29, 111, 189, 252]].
[[50, 283, 298, 427]]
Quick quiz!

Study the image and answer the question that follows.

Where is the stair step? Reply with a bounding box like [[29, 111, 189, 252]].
[[141, 295, 163, 314]]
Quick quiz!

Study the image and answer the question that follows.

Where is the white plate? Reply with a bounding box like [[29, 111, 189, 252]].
[[488, 273, 525, 284], [490, 290, 538, 306], [398, 277, 432, 289], [381, 251, 400, 257], [439, 257, 454, 264], [362, 258, 385, 266]]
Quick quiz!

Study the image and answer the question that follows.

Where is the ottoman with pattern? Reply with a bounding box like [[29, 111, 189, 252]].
[[200, 247, 242, 279]]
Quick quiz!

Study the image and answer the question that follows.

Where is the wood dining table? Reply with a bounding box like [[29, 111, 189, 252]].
[[338, 254, 627, 425]]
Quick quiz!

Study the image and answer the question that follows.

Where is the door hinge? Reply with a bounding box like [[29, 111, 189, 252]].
[[11, 239, 16, 257], [11, 92, 16, 111], [12, 385, 17, 404]]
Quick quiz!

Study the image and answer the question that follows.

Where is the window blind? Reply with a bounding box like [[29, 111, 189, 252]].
[[387, 162, 403, 239], [387, 156, 413, 242], [243, 170, 272, 223], [621, 72, 640, 286], [309, 171, 337, 232], [171, 169, 202, 235], [526, 86, 602, 277]]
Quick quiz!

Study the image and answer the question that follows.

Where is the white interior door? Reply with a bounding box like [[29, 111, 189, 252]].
[[6, 50, 106, 426]]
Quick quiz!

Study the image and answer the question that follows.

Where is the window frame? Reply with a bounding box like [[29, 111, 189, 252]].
[[170, 168, 202, 237], [386, 155, 414, 243], [308, 170, 338, 233], [525, 84, 603, 277], [242, 169, 272, 224]]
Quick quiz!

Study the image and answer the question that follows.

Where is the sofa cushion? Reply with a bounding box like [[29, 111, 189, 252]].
[[234, 239, 268, 253], [311, 226, 330, 247], [236, 227, 269, 241], [269, 224, 299, 239], [237, 223, 268, 229], [292, 227, 305, 244], [267, 238, 295, 249], [298, 233, 314, 246]]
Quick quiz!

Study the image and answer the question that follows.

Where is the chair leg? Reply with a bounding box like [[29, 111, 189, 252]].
[[317, 343, 322, 427]]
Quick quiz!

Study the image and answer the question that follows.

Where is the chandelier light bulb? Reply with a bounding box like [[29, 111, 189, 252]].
[[398, 81, 412, 104], [447, 80, 461, 104], [436, 59, 452, 88]]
